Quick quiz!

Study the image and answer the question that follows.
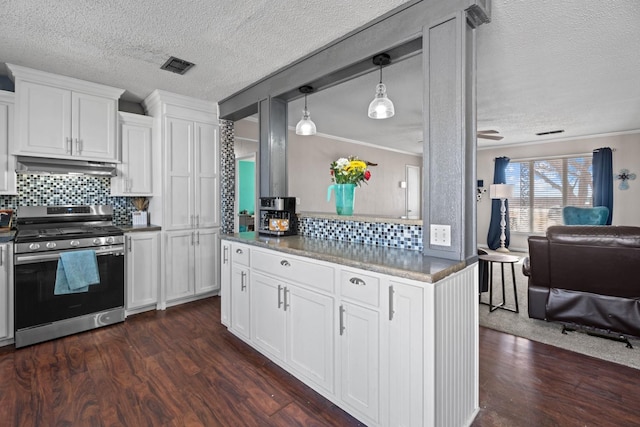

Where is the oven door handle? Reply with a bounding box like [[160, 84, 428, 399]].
[[15, 246, 125, 265]]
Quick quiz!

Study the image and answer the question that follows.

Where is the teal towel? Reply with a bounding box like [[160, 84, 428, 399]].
[[54, 250, 101, 295]]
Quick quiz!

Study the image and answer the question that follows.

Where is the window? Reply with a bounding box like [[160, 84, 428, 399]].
[[505, 155, 592, 233]]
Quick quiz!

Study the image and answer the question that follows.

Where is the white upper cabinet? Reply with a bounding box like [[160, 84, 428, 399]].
[[7, 64, 124, 162], [112, 112, 153, 196], [0, 92, 17, 195]]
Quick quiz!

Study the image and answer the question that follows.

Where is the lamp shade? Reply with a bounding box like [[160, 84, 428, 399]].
[[489, 184, 514, 199], [368, 83, 395, 119], [295, 108, 316, 135]]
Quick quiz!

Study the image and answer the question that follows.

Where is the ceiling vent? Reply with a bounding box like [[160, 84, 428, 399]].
[[160, 56, 195, 75], [535, 129, 565, 136]]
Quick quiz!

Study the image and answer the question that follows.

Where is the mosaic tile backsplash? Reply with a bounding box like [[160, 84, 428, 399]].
[[297, 216, 423, 251], [0, 174, 140, 226]]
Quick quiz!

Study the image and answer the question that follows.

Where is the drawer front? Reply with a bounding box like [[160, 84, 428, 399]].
[[232, 243, 250, 266], [340, 270, 380, 307], [252, 250, 334, 293]]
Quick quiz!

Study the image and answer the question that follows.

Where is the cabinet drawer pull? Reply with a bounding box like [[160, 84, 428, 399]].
[[280, 260, 291, 267], [66, 137, 72, 154], [349, 277, 366, 286], [241, 271, 247, 291], [223, 246, 229, 264], [277, 285, 283, 309], [283, 287, 290, 311], [236, 248, 243, 254], [339, 305, 346, 336]]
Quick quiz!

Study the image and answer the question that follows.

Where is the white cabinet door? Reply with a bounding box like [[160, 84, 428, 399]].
[[388, 281, 424, 427], [16, 81, 72, 157], [220, 241, 231, 326], [250, 272, 286, 361], [165, 117, 194, 230], [165, 230, 195, 301], [340, 302, 380, 423], [194, 122, 219, 228], [113, 113, 153, 196], [71, 91, 118, 160], [286, 284, 335, 393], [230, 264, 250, 340], [126, 232, 159, 310], [0, 93, 16, 195], [194, 228, 219, 294], [0, 243, 11, 341]]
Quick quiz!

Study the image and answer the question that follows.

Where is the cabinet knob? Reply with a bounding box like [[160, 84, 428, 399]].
[[280, 260, 291, 267], [236, 248, 243, 254]]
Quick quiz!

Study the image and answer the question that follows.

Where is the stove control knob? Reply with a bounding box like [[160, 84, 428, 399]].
[[46, 242, 57, 249], [29, 243, 40, 251], [93, 238, 103, 245], [106, 237, 115, 244], [70, 240, 80, 247]]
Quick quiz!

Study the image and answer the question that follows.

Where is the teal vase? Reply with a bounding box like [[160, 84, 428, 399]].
[[327, 183, 356, 216]]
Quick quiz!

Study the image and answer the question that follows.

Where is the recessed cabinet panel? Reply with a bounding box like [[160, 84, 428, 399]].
[[72, 92, 117, 159], [17, 81, 71, 156], [0, 244, 11, 341], [126, 232, 159, 310], [250, 272, 286, 361], [388, 282, 424, 427], [220, 241, 231, 326], [287, 285, 334, 393], [194, 228, 219, 294], [0, 94, 16, 195], [165, 230, 195, 300], [340, 302, 380, 422], [195, 123, 219, 228], [231, 265, 250, 340]]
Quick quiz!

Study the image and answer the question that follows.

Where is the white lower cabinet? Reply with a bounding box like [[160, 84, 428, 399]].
[[230, 263, 250, 340], [165, 228, 219, 303], [220, 239, 478, 427], [339, 301, 380, 422], [125, 231, 159, 312], [388, 280, 424, 427], [220, 241, 231, 326], [0, 243, 13, 344], [250, 272, 286, 360]]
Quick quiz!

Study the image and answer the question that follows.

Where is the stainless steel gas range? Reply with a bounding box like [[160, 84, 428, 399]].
[[13, 205, 125, 348]]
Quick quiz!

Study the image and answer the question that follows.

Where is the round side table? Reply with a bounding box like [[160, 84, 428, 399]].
[[478, 253, 520, 313]]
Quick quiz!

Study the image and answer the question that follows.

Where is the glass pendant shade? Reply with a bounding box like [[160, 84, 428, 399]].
[[295, 108, 316, 135], [295, 90, 317, 136], [368, 83, 395, 119]]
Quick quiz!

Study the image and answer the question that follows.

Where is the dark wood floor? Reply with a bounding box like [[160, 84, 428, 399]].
[[1, 297, 639, 427]]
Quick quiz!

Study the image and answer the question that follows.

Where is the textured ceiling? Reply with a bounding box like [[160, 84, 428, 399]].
[[1, 0, 638, 152], [0, 0, 411, 102]]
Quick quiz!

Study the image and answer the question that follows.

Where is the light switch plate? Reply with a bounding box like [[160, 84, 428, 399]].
[[430, 224, 451, 246]]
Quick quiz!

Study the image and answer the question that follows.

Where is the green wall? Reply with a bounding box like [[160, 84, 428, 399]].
[[238, 160, 255, 214]]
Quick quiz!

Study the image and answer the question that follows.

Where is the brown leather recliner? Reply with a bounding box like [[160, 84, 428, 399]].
[[523, 225, 640, 338]]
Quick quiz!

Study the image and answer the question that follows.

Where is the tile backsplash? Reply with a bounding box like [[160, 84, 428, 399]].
[[0, 174, 139, 226], [298, 216, 424, 251]]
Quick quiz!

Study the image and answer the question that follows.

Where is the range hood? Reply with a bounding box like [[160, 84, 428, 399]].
[[16, 156, 118, 177]]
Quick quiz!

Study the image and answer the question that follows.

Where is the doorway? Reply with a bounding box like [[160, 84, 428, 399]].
[[235, 153, 256, 232], [406, 165, 421, 219]]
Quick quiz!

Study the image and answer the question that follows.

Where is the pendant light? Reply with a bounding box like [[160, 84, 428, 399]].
[[368, 53, 395, 119], [295, 85, 317, 136]]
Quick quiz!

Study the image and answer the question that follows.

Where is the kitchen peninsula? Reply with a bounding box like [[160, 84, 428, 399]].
[[220, 232, 478, 427]]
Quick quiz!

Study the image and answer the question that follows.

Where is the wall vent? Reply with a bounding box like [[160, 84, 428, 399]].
[[160, 56, 195, 75]]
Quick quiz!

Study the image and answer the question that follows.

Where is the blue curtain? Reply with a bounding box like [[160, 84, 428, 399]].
[[487, 157, 510, 249], [592, 147, 613, 225]]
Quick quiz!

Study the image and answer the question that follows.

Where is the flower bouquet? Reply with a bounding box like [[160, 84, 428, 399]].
[[329, 156, 372, 186]]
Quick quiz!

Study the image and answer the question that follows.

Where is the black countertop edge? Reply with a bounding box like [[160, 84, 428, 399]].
[[221, 232, 468, 284]]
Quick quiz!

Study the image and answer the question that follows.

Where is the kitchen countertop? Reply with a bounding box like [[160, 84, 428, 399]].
[[222, 232, 467, 283], [119, 224, 162, 233], [0, 230, 15, 243]]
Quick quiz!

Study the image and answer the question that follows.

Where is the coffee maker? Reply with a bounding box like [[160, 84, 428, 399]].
[[258, 197, 297, 236]]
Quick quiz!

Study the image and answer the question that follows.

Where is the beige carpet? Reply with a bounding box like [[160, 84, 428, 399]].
[[478, 251, 640, 370]]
